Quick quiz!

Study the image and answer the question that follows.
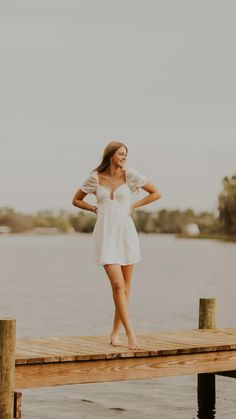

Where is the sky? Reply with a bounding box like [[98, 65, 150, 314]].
[[0, 0, 235, 215]]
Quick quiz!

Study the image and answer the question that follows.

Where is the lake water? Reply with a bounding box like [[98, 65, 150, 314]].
[[0, 233, 236, 418]]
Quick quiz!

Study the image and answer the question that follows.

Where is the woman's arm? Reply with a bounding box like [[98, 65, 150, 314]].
[[131, 182, 162, 211], [72, 189, 97, 213]]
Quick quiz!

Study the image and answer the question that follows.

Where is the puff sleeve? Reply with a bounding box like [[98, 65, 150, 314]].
[[80, 170, 97, 194], [126, 167, 148, 194]]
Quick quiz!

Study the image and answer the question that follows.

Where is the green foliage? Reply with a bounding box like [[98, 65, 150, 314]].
[[0, 206, 219, 235], [0, 207, 34, 233], [218, 174, 236, 235], [68, 212, 96, 232], [1, 173, 236, 239]]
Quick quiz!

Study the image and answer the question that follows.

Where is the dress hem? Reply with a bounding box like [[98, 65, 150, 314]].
[[97, 259, 141, 266]]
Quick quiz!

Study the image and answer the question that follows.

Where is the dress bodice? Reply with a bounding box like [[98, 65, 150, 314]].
[[80, 167, 148, 206], [95, 182, 131, 205]]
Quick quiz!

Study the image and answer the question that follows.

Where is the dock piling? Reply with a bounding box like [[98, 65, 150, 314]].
[[0, 318, 16, 419], [198, 298, 216, 329], [197, 298, 216, 417]]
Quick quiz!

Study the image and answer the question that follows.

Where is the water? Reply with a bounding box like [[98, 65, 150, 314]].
[[0, 233, 236, 418]]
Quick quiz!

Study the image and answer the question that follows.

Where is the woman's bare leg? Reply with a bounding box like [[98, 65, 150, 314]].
[[111, 264, 134, 338], [103, 263, 140, 349]]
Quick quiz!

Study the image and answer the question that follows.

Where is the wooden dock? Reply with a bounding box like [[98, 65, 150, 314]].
[[1, 298, 236, 418], [15, 328, 236, 389]]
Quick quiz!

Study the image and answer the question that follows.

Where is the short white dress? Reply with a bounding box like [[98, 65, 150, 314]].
[[80, 167, 148, 266]]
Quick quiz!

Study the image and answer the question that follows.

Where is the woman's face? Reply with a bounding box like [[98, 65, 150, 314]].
[[112, 146, 127, 167]]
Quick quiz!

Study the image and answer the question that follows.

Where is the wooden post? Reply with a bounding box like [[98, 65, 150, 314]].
[[13, 392, 22, 419], [0, 318, 16, 419], [197, 298, 216, 418], [198, 298, 216, 329]]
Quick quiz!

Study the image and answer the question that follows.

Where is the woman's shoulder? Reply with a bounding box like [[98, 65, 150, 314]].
[[125, 167, 148, 193], [89, 169, 99, 179], [80, 169, 98, 193], [125, 167, 136, 176]]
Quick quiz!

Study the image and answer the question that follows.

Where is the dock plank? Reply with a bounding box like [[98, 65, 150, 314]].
[[15, 349, 236, 388], [14, 328, 236, 388]]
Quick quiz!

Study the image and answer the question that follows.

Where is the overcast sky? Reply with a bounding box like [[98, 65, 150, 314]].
[[0, 0, 235, 215]]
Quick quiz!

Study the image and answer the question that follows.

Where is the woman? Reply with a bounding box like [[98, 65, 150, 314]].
[[72, 141, 162, 349]]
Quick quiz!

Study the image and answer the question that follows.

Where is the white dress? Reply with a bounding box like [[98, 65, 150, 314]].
[[80, 167, 148, 266]]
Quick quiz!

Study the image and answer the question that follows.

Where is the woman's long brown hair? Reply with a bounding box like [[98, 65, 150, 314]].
[[93, 141, 128, 173]]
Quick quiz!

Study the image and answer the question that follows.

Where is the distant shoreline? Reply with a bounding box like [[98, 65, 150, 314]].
[[176, 233, 236, 243], [1, 231, 236, 243]]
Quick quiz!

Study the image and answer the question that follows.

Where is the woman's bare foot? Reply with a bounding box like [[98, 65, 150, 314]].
[[110, 334, 123, 346], [127, 332, 141, 350]]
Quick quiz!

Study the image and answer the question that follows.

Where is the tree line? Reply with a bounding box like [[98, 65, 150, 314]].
[[0, 174, 235, 238]]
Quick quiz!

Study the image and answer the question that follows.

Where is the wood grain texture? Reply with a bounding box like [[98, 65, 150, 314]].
[[13, 328, 236, 388], [13, 392, 22, 418], [15, 349, 236, 388], [15, 328, 236, 365], [0, 318, 16, 419], [199, 298, 216, 329]]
